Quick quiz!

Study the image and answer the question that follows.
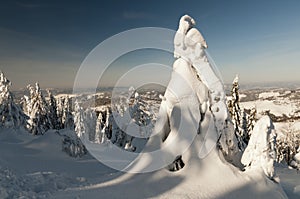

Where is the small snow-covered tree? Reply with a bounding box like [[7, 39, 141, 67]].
[[95, 111, 108, 143], [0, 71, 28, 129], [241, 116, 277, 180], [61, 130, 87, 158], [27, 83, 52, 135]]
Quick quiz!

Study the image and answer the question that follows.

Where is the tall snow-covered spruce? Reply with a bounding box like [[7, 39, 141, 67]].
[[227, 75, 249, 150], [0, 71, 28, 129], [26, 83, 52, 135], [61, 96, 75, 130], [47, 90, 59, 130]]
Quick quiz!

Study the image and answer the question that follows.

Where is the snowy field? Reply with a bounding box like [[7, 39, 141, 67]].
[[239, 88, 300, 133], [0, 126, 299, 198]]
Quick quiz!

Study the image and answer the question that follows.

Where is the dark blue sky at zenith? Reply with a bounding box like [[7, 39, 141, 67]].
[[0, 0, 300, 89]]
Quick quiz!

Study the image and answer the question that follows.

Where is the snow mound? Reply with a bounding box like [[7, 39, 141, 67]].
[[242, 116, 277, 180]]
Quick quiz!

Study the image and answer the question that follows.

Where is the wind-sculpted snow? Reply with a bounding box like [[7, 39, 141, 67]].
[[172, 14, 239, 160], [242, 116, 277, 180]]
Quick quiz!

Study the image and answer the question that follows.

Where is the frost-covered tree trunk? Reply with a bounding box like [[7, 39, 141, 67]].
[[0, 71, 28, 129], [241, 116, 277, 180]]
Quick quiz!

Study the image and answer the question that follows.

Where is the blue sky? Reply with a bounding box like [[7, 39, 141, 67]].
[[0, 0, 300, 89]]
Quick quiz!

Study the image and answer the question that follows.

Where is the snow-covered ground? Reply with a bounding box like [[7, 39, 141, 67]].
[[240, 88, 300, 119], [1, 128, 299, 199], [0, 128, 115, 198], [239, 88, 300, 134]]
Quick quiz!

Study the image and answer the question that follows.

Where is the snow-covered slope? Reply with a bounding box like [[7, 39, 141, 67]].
[[0, 128, 114, 198], [0, 127, 296, 199]]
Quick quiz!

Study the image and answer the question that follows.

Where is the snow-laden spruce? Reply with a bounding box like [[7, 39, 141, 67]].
[[115, 14, 241, 172], [0, 71, 28, 129], [74, 89, 152, 152], [227, 75, 246, 150], [25, 83, 52, 135], [227, 75, 256, 150], [242, 116, 277, 180], [47, 90, 60, 129]]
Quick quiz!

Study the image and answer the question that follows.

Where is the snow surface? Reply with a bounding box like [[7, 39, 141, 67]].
[[259, 91, 280, 99], [0, 127, 293, 198], [241, 100, 296, 117], [0, 128, 115, 198]]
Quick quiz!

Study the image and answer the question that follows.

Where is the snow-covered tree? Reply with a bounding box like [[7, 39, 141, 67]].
[[95, 112, 103, 143], [129, 92, 154, 137], [85, 108, 97, 142], [95, 111, 108, 144], [61, 130, 87, 158], [247, 107, 257, 136], [74, 100, 85, 139], [61, 96, 74, 130], [59, 100, 87, 157], [0, 71, 28, 129], [276, 124, 300, 166], [227, 75, 249, 150], [241, 116, 277, 180], [26, 83, 52, 135], [47, 90, 59, 129], [56, 97, 65, 129]]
